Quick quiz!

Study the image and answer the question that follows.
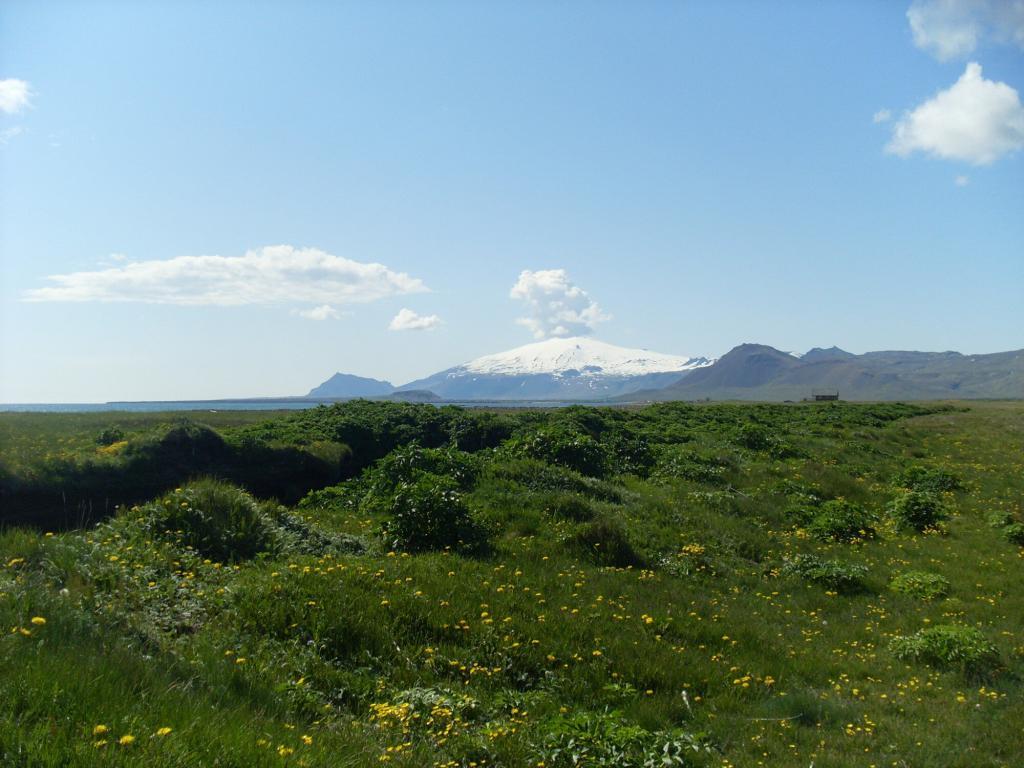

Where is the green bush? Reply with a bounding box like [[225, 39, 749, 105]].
[[893, 466, 962, 493], [1002, 522, 1024, 545], [889, 570, 950, 600], [503, 426, 609, 478], [363, 444, 480, 498], [484, 458, 623, 502], [95, 426, 125, 446], [733, 422, 800, 458], [535, 710, 712, 768], [780, 554, 867, 592], [542, 494, 597, 522], [888, 490, 948, 531], [987, 511, 1015, 528], [565, 516, 643, 568], [272, 508, 367, 556], [735, 423, 773, 451], [984, 510, 1024, 545], [889, 624, 998, 672], [142, 479, 275, 561], [652, 446, 732, 486], [603, 432, 656, 477], [382, 473, 488, 553], [807, 499, 876, 542]]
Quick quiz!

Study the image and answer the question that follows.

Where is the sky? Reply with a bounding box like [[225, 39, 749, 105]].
[[1, 0, 1022, 402]]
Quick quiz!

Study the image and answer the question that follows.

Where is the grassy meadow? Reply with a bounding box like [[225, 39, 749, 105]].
[[1, 400, 1022, 767]]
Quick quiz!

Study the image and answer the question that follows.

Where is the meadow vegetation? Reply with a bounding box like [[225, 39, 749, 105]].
[[1, 400, 1022, 767]]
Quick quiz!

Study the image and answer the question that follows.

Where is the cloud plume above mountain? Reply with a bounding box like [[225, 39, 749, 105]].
[[510, 269, 609, 339]]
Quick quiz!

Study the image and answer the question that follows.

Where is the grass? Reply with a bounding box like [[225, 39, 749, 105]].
[[1, 400, 1022, 766]]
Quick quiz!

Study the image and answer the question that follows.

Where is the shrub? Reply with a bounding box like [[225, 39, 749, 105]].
[[889, 570, 950, 600], [652, 447, 731, 486], [785, 503, 819, 526], [271, 508, 366, 556], [780, 554, 867, 592], [565, 516, 643, 568], [889, 624, 998, 672], [603, 432, 656, 477], [888, 490, 948, 531], [987, 511, 1015, 528], [503, 426, 609, 478], [535, 710, 712, 768], [95, 427, 125, 446], [542, 494, 596, 522], [382, 473, 488, 553], [893, 466, 962, 493], [142, 479, 275, 561], [735, 423, 773, 451], [733, 422, 801, 458], [1002, 522, 1024, 546], [364, 444, 480, 498], [807, 499, 876, 542], [485, 458, 623, 502]]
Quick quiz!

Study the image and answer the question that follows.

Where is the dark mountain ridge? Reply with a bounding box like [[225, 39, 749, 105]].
[[631, 344, 1024, 402]]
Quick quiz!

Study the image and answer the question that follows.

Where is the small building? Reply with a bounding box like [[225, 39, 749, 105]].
[[812, 390, 839, 401]]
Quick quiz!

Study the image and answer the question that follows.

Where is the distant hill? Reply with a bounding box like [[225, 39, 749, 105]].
[[801, 346, 856, 363], [397, 337, 713, 400], [308, 373, 394, 398], [381, 389, 442, 403], [630, 343, 1024, 401]]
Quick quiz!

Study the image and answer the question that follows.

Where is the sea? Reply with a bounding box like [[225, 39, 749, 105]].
[[0, 399, 609, 413]]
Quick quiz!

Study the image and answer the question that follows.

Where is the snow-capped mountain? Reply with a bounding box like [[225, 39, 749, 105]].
[[398, 337, 713, 400]]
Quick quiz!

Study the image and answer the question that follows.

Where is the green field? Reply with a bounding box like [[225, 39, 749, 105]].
[[1, 401, 1022, 767]]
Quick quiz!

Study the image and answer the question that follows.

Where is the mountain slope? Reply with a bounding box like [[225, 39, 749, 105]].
[[633, 344, 1024, 401], [399, 337, 713, 400]]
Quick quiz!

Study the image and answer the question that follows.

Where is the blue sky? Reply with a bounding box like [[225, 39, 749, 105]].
[[1, 0, 1022, 402]]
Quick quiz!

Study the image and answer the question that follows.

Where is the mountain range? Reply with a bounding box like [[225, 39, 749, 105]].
[[629, 343, 1024, 401], [307, 339, 1024, 402]]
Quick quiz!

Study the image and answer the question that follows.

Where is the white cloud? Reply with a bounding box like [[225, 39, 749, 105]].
[[873, 109, 892, 124], [886, 62, 1024, 165], [907, 0, 1024, 60], [955, 174, 970, 185], [0, 126, 24, 145], [389, 307, 441, 331], [294, 304, 341, 320], [24, 245, 427, 307], [0, 79, 31, 114], [510, 269, 609, 339]]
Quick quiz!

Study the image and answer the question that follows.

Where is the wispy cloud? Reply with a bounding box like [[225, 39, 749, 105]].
[[389, 307, 442, 331], [294, 304, 341, 320], [886, 62, 1024, 165], [872, 109, 892, 124], [0, 126, 24, 145], [955, 174, 970, 186], [907, 0, 1024, 60], [0, 79, 31, 114], [510, 269, 609, 339], [24, 245, 428, 308]]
